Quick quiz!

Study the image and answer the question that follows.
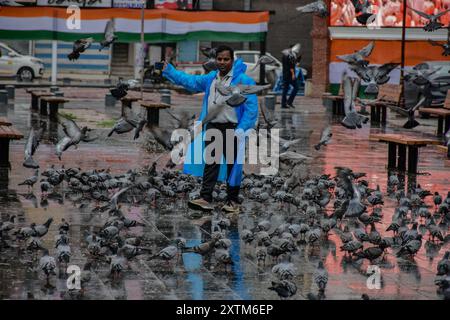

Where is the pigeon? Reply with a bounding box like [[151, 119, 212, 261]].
[[18, 170, 39, 190], [351, 63, 399, 94], [282, 43, 301, 60], [68, 38, 93, 61], [314, 261, 329, 294], [314, 126, 332, 150], [434, 192, 443, 210], [199, 46, 218, 72], [39, 249, 57, 283], [428, 36, 450, 56], [108, 118, 135, 137], [56, 116, 96, 160], [182, 238, 218, 256], [23, 128, 43, 169], [108, 250, 127, 280], [272, 261, 296, 280], [251, 54, 277, 71], [268, 279, 297, 299], [148, 245, 179, 261], [215, 83, 271, 107], [406, 93, 430, 127], [259, 102, 278, 129], [109, 79, 139, 100], [404, 66, 442, 86], [409, 7, 450, 32], [99, 19, 117, 51], [350, 0, 375, 25], [341, 74, 369, 129], [436, 251, 450, 276], [397, 235, 423, 257], [336, 41, 374, 67], [214, 248, 233, 270], [33, 218, 54, 237], [356, 246, 384, 261], [296, 0, 329, 18]]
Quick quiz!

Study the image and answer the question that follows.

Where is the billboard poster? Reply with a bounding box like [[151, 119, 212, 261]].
[[155, 0, 193, 10], [113, 0, 144, 8], [36, 0, 112, 7], [330, 0, 450, 27]]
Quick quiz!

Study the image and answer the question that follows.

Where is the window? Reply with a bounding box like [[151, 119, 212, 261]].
[[236, 53, 255, 64], [0, 46, 10, 58]]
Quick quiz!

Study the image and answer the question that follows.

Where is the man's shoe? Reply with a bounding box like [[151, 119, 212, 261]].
[[281, 105, 289, 109], [222, 201, 240, 214], [188, 198, 214, 211], [287, 104, 295, 109]]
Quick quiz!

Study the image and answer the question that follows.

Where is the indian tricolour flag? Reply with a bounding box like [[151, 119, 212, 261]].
[[0, 7, 269, 42]]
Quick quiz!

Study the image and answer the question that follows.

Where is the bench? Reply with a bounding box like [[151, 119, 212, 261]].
[[370, 133, 441, 174], [0, 124, 24, 170], [121, 95, 140, 117], [30, 91, 54, 111], [0, 117, 11, 126], [419, 91, 450, 136], [370, 84, 401, 125], [322, 84, 344, 115], [40, 96, 70, 120], [139, 100, 171, 126]]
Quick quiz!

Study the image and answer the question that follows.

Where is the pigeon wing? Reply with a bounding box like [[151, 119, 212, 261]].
[[357, 41, 375, 58], [215, 83, 233, 96], [433, 8, 450, 19], [428, 39, 443, 47], [409, 7, 432, 20], [104, 19, 115, 41], [238, 84, 271, 94]]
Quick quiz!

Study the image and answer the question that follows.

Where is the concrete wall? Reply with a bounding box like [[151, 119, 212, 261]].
[[212, 0, 314, 76]]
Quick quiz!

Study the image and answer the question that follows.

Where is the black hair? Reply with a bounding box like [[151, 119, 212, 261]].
[[215, 45, 234, 59]]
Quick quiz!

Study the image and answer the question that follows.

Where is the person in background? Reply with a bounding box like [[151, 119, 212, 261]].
[[281, 44, 301, 109]]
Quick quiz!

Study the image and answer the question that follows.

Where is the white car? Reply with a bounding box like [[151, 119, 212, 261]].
[[0, 42, 44, 81], [234, 50, 308, 86]]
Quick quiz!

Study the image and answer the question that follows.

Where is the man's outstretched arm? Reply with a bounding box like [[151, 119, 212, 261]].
[[162, 62, 213, 93]]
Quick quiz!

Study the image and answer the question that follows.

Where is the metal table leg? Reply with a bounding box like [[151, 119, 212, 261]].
[[398, 144, 407, 171], [388, 142, 397, 169], [407, 146, 419, 174]]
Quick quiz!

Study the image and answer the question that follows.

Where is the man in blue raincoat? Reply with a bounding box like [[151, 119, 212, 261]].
[[162, 45, 258, 213]]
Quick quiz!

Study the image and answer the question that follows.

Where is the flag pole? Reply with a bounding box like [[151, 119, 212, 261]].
[[140, 0, 145, 100]]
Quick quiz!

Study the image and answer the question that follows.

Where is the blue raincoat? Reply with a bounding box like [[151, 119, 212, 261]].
[[162, 59, 258, 187]]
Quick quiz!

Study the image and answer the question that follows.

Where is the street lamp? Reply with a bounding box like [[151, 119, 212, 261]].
[[399, 0, 407, 109]]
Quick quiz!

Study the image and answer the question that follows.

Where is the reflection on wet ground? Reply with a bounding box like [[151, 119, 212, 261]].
[[0, 88, 449, 300]]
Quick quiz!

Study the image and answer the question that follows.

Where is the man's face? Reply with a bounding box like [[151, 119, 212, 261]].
[[216, 50, 233, 74]]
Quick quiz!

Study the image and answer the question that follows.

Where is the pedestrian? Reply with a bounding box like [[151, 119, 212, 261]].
[[162, 45, 258, 213], [281, 44, 301, 109]]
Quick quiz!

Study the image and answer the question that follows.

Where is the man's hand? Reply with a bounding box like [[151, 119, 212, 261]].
[[162, 61, 168, 71]]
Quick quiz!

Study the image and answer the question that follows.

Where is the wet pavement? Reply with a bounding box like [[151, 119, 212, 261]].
[[0, 87, 449, 300]]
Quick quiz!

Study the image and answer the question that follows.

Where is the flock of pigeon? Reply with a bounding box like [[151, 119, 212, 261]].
[[3, 153, 449, 299]]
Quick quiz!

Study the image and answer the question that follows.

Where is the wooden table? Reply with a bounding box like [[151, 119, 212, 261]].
[[121, 95, 140, 116], [41, 96, 69, 120], [139, 100, 171, 126], [30, 91, 54, 111], [0, 125, 23, 169], [0, 117, 11, 126], [370, 133, 441, 174]]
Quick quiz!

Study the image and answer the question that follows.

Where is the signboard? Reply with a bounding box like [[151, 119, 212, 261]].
[[0, 0, 36, 5], [36, 0, 112, 7], [330, 0, 450, 27], [113, 0, 144, 8], [155, 0, 193, 10]]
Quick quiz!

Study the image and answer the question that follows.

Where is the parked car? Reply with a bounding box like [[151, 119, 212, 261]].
[[234, 50, 308, 87], [0, 42, 44, 81], [405, 61, 450, 108]]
